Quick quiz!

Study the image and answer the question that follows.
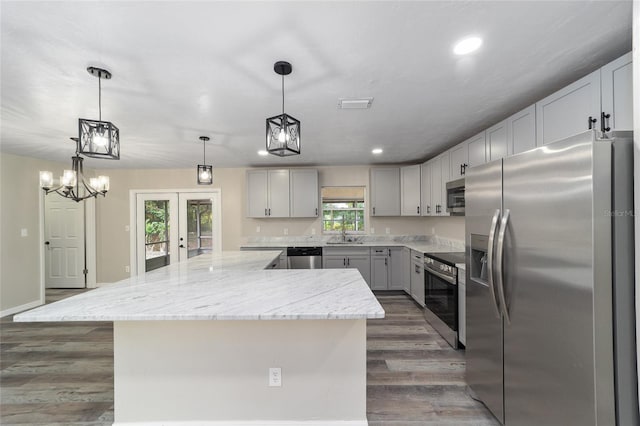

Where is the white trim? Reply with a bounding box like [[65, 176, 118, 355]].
[[38, 190, 45, 305], [114, 421, 367, 426], [1, 299, 42, 318], [85, 197, 97, 288]]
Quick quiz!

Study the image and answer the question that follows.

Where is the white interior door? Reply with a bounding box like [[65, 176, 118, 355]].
[[44, 194, 85, 288], [178, 192, 222, 259], [136, 193, 179, 274]]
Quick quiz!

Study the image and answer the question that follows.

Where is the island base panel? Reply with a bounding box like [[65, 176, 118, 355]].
[[113, 319, 367, 425]]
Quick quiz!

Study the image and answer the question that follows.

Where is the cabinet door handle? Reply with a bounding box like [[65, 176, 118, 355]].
[[601, 112, 611, 132], [463, 163, 468, 174], [268, 208, 271, 216], [265, 208, 267, 216], [385, 258, 388, 266], [347, 258, 350, 266], [315, 208, 318, 216], [343, 258, 346, 266], [427, 205, 430, 214], [460, 164, 463, 176], [588, 116, 597, 130], [373, 207, 376, 215], [417, 206, 420, 214]]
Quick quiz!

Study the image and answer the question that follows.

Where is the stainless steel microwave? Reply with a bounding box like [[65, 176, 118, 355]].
[[446, 178, 465, 215]]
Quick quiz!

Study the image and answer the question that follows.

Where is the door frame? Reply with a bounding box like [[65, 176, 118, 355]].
[[129, 188, 222, 277], [39, 192, 97, 302]]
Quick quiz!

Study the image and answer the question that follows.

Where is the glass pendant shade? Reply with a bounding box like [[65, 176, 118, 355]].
[[79, 118, 120, 159], [266, 113, 301, 156], [197, 164, 213, 185]]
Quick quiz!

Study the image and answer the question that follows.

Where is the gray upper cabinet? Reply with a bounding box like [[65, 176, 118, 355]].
[[507, 105, 536, 156], [290, 169, 318, 217], [370, 167, 401, 216], [420, 162, 433, 216], [400, 165, 421, 216], [449, 144, 468, 180], [450, 132, 486, 179], [535, 69, 601, 146], [266, 170, 290, 217], [246, 169, 290, 218], [467, 132, 487, 169], [246, 170, 269, 218], [486, 119, 508, 161], [601, 52, 633, 132], [431, 153, 449, 216]]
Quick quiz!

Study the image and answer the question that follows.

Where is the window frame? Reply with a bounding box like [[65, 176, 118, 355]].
[[322, 200, 366, 235]]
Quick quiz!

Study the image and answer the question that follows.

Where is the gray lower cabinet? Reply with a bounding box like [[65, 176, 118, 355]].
[[402, 247, 411, 293], [388, 247, 405, 290], [323, 247, 371, 286], [370, 248, 390, 290], [370, 247, 407, 291], [410, 251, 425, 306]]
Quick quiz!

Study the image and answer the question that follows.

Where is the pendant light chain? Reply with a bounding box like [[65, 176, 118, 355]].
[[281, 73, 285, 115], [98, 74, 102, 121], [203, 138, 206, 162]]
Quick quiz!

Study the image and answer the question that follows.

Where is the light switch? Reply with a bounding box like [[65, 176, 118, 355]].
[[269, 367, 282, 387], [20, 228, 28, 237]]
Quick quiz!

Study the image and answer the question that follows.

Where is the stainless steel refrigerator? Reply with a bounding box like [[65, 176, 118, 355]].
[[465, 130, 638, 426]]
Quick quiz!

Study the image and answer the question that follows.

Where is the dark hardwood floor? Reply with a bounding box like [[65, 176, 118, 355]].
[[1, 289, 498, 425]]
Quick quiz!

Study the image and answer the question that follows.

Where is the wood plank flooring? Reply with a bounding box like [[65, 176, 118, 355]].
[[1, 289, 499, 425]]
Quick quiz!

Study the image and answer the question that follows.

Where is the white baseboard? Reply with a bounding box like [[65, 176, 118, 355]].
[[113, 421, 368, 426], [0, 299, 42, 318]]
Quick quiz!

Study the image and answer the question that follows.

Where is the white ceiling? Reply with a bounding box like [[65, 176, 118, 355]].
[[0, 1, 632, 169]]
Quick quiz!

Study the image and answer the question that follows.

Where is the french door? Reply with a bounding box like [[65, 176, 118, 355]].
[[134, 191, 221, 275]]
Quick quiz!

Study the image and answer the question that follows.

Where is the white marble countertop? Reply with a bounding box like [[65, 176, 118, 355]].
[[14, 251, 384, 322]]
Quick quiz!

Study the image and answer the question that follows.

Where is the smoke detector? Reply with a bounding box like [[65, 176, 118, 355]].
[[338, 98, 374, 109]]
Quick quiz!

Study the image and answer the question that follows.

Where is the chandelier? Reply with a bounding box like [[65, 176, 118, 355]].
[[78, 66, 120, 160], [197, 136, 213, 185], [266, 61, 300, 156], [39, 137, 110, 202]]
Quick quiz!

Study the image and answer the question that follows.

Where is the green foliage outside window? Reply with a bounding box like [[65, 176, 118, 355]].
[[322, 201, 365, 233]]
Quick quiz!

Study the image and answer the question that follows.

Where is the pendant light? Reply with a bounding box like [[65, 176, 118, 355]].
[[266, 61, 300, 156], [39, 137, 110, 202], [78, 66, 120, 160], [197, 136, 213, 185]]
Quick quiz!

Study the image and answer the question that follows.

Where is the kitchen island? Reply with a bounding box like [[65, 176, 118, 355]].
[[15, 251, 384, 426]]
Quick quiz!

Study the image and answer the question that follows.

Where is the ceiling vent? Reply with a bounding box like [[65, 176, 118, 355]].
[[338, 98, 373, 109]]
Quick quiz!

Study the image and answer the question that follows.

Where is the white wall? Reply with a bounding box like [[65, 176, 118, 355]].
[[0, 153, 67, 314]]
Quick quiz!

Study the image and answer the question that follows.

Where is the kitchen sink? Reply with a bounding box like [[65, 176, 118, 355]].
[[326, 241, 364, 245]]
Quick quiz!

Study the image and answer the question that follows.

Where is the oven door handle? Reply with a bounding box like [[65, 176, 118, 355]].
[[424, 266, 456, 285]]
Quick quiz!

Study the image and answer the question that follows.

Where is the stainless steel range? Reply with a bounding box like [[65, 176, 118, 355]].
[[423, 252, 465, 349]]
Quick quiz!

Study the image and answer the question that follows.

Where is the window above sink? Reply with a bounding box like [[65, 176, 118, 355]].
[[321, 186, 365, 235]]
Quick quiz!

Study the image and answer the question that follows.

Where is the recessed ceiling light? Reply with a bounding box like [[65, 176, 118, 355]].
[[372, 148, 383, 155], [453, 36, 482, 55], [258, 150, 268, 156]]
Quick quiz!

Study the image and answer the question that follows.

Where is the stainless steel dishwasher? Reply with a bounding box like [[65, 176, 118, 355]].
[[287, 247, 323, 269]]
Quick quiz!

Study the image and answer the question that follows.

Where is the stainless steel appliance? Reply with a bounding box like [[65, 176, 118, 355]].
[[465, 130, 638, 426], [423, 252, 465, 349], [446, 178, 465, 215], [286, 247, 322, 269]]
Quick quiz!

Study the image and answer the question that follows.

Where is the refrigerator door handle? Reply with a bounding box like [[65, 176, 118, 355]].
[[487, 209, 502, 319], [496, 209, 511, 325]]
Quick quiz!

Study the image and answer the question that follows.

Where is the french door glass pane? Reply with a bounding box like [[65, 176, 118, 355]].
[[145, 200, 170, 271], [187, 199, 213, 259]]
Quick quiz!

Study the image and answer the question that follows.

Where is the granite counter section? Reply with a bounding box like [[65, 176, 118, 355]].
[[14, 251, 384, 322]]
